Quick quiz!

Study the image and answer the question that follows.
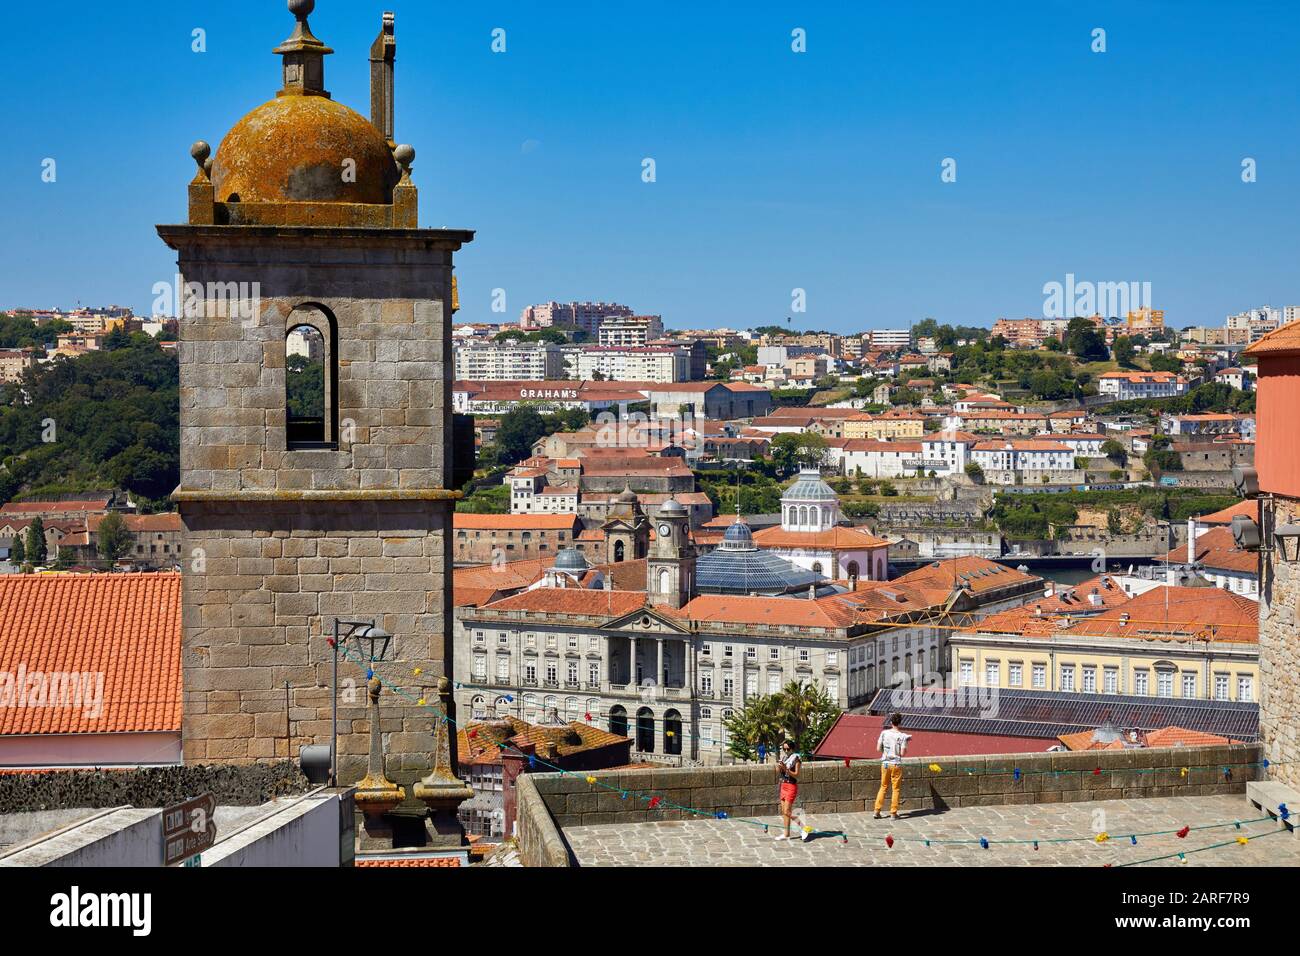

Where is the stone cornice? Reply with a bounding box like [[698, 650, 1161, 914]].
[[173, 488, 462, 503]]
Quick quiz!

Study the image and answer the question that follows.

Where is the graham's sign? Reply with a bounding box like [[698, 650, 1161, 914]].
[[517, 388, 580, 400]]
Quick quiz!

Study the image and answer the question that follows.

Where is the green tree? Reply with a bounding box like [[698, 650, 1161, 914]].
[[1148, 352, 1183, 374], [54, 546, 75, 570], [1065, 318, 1108, 362], [96, 511, 132, 565], [1113, 336, 1137, 368], [964, 461, 985, 483], [723, 680, 840, 761], [1101, 440, 1127, 464], [769, 432, 829, 473], [495, 406, 549, 465], [25, 517, 46, 565], [9, 533, 23, 565]]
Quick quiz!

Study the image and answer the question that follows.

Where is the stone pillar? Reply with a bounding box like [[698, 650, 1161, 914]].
[[1261, 495, 1300, 790], [657, 638, 664, 689], [630, 636, 639, 685]]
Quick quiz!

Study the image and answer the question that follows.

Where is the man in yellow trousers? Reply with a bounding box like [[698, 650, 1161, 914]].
[[874, 712, 911, 819]]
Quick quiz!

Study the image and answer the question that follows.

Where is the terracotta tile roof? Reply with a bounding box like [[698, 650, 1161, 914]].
[[842, 439, 924, 453], [1195, 500, 1258, 525], [87, 513, 182, 533], [355, 857, 462, 868], [972, 439, 1071, 451], [752, 525, 891, 550], [458, 716, 633, 768], [1243, 319, 1300, 356], [1058, 726, 1237, 751], [1160, 526, 1259, 574], [478, 588, 647, 619], [674, 594, 855, 629], [895, 557, 1042, 596], [0, 573, 181, 736], [0, 498, 113, 516], [454, 513, 580, 531], [963, 604, 1066, 637], [1061, 586, 1257, 643]]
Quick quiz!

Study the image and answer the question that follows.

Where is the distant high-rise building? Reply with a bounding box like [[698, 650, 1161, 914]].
[[868, 328, 911, 351], [519, 301, 634, 335]]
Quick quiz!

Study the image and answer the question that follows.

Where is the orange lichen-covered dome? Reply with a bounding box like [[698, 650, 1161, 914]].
[[211, 95, 398, 205]]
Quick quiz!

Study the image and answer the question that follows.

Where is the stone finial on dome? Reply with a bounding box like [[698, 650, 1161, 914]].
[[190, 141, 211, 182], [275, 0, 334, 99], [394, 144, 415, 182]]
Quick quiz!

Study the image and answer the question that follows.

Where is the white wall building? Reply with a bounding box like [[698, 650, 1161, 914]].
[[598, 315, 665, 348], [971, 440, 1075, 474], [1098, 371, 1189, 401], [567, 346, 690, 383], [454, 342, 567, 381]]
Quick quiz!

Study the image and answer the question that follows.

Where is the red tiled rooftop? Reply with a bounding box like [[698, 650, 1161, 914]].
[[0, 573, 181, 736]]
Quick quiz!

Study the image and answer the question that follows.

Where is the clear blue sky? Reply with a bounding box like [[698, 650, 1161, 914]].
[[1, 0, 1297, 333]]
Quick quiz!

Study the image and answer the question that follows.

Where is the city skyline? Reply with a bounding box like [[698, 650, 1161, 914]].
[[1, 1, 1298, 331]]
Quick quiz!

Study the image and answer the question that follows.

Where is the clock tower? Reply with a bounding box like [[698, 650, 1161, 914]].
[[647, 498, 695, 609]]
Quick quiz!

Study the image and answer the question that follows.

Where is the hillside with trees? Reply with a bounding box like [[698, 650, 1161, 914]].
[[0, 336, 179, 510]]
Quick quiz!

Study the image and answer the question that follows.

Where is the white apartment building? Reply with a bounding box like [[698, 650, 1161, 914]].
[[841, 439, 925, 478], [598, 315, 664, 348], [971, 439, 1075, 474], [1098, 371, 1189, 401], [566, 346, 690, 383], [454, 342, 568, 381], [519, 301, 635, 335], [868, 329, 912, 351], [1044, 432, 1106, 456]]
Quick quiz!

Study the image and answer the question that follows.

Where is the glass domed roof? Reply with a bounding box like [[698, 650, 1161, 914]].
[[553, 548, 590, 573], [698, 519, 825, 595], [783, 469, 838, 502]]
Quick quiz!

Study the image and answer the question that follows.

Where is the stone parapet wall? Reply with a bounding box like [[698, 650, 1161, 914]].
[[0, 762, 309, 814], [516, 744, 1263, 866]]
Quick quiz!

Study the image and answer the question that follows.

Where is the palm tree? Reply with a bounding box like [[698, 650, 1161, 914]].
[[723, 680, 839, 761]]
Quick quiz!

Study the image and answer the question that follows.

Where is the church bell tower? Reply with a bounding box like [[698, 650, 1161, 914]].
[[158, 1, 473, 782]]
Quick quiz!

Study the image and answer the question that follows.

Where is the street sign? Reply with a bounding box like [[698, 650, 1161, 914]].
[[163, 793, 217, 867]]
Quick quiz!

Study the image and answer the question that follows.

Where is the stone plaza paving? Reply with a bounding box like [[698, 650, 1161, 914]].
[[562, 794, 1299, 867]]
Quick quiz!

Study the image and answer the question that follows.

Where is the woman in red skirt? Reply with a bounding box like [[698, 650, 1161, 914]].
[[774, 739, 805, 841]]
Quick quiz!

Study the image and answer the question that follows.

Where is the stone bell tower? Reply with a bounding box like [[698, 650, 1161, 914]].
[[647, 498, 695, 609], [158, 0, 473, 784]]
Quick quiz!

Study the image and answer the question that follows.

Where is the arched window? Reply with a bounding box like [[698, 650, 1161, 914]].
[[664, 709, 683, 755], [609, 705, 628, 737], [812, 562, 824, 576], [285, 305, 338, 450], [523, 694, 538, 719], [847, 560, 860, 583], [471, 695, 486, 719], [658, 568, 671, 593], [811, 509, 821, 529], [636, 707, 656, 753], [614, 539, 625, 563], [494, 696, 510, 715], [565, 696, 578, 720], [798, 506, 808, 526]]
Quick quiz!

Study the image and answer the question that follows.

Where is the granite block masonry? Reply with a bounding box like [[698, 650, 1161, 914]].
[[156, 1, 474, 785]]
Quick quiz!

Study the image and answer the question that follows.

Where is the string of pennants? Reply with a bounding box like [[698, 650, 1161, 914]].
[[339, 644, 1292, 863]]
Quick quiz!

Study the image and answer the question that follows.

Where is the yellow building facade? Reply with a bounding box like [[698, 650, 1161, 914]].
[[948, 629, 1258, 703]]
